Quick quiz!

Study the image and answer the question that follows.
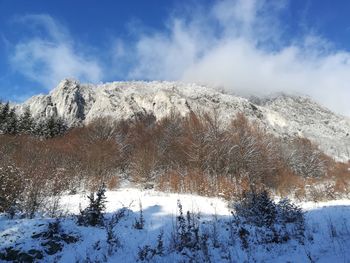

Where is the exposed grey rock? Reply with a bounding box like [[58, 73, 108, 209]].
[[17, 79, 350, 161]]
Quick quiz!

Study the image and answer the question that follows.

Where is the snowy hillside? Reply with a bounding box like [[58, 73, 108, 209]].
[[19, 79, 350, 161], [1, 188, 350, 262]]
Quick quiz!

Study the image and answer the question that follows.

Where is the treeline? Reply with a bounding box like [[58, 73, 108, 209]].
[[0, 101, 67, 138], [0, 110, 349, 218]]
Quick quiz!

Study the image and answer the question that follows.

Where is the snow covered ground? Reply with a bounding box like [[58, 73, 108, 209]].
[[1, 188, 350, 262]]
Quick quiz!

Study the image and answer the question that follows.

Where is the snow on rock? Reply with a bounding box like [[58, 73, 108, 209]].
[[260, 94, 350, 162], [18, 79, 350, 161]]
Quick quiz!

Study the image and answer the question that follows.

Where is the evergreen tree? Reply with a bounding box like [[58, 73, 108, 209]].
[[46, 116, 57, 138], [0, 101, 9, 120], [0, 101, 2, 118], [0, 102, 10, 133], [54, 117, 67, 136], [33, 116, 67, 138], [78, 184, 107, 226], [32, 118, 47, 137], [18, 107, 34, 135], [44, 116, 67, 138], [5, 108, 18, 135], [0, 101, 3, 133]]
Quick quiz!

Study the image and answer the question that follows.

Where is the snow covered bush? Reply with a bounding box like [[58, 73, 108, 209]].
[[137, 231, 164, 261], [234, 190, 277, 228], [32, 220, 79, 255], [283, 138, 327, 178], [233, 190, 305, 245], [172, 200, 202, 252], [106, 220, 121, 256], [276, 198, 304, 225]]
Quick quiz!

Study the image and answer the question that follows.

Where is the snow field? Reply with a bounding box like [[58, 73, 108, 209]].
[[1, 188, 350, 262]]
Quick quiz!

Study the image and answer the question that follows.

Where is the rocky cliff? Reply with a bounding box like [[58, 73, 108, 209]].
[[19, 79, 350, 161]]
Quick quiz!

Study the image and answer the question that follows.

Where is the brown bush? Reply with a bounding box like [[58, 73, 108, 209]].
[[105, 176, 118, 190], [328, 161, 350, 197], [0, 164, 24, 216], [157, 170, 182, 193], [0, 109, 347, 215], [216, 176, 239, 200], [274, 167, 306, 199]]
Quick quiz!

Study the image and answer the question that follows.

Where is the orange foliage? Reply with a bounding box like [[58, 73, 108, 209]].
[[1, 111, 348, 203]]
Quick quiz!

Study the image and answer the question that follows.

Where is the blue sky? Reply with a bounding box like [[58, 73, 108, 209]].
[[0, 0, 181, 99], [1, 0, 350, 115]]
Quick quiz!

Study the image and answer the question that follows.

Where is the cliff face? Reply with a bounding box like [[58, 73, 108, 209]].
[[22, 79, 96, 125], [19, 79, 350, 161]]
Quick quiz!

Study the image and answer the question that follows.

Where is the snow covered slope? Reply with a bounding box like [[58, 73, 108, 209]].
[[19, 79, 350, 161], [1, 188, 350, 262], [259, 94, 350, 162]]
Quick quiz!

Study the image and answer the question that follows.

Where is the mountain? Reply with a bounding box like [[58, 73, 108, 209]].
[[19, 79, 350, 161]]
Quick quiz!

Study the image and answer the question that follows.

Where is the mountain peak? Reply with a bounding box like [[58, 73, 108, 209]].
[[57, 78, 80, 87], [50, 78, 81, 95], [20, 79, 350, 161]]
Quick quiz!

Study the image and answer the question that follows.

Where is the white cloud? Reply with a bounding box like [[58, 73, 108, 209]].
[[9, 4, 350, 116], [128, 19, 204, 80], [10, 14, 103, 89], [120, 0, 350, 116]]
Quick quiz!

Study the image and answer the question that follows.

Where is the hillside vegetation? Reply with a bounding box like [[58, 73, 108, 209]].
[[1, 100, 349, 218], [1, 95, 350, 262]]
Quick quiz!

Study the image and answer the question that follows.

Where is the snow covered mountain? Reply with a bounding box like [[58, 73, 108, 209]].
[[19, 79, 350, 161]]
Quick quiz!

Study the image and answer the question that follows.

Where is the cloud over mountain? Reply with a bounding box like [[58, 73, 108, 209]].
[[10, 14, 103, 89], [8, 1, 350, 116], [121, 0, 350, 116]]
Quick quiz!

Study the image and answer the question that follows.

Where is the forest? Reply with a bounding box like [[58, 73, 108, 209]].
[[1, 101, 349, 218]]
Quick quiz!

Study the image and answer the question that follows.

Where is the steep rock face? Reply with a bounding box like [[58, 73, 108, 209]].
[[23, 79, 96, 125], [19, 79, 350, 161]]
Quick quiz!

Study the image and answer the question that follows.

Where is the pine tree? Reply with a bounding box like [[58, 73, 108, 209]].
[[6, 108, 18, 135], [33, 116, 67, 138], [0, 102, 3, 133], [0, 102, 10, 133], [133, 200, 145, 229], [46, 116, 57, 138], [78, 184, 107, 226], [44, 116, 67, 138], [18, 107, 34, 135], [33, 118, 46, 137], [0, 101, 3, 121], [0, 102, 9, 120], [54, 117, 67, 136]]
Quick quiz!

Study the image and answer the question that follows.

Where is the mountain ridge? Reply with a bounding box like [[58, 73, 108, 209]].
[[18, 79, 350, 162]]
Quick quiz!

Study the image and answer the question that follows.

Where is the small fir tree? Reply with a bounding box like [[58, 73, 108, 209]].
[[18, 107, 34, 134], [78, 184, 107, 227], [5, 108, 18, 135], [133, 200, 145, 230]]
